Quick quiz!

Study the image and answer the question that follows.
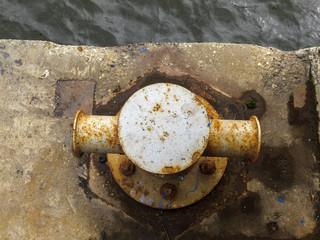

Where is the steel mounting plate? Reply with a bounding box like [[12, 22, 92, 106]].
[[108, 154, 228, 209]]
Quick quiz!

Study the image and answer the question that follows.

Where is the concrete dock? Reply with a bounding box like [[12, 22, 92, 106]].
[[0, 40, 319, 239]]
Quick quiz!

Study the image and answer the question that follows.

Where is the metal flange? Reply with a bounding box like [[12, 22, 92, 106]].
[[108, 154, 227, 209]]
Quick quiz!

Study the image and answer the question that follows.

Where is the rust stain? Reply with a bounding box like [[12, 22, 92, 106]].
[[164, 91, 169, 101], [212, 120, 221, 132], [231, 123, 239, 131], [173, 94, 179, 101], [153, 103, 161, 111], [192, 151, 201, 162], [135, 186, 144, 195], [122, 177, 134, 188], [193, 96, 203, 107], [160, 165, 181, 174], [163, 131, 169, 137], [93, 70, 251, 120], [104, 118, 119, 148], [195, 95, 220, 120]]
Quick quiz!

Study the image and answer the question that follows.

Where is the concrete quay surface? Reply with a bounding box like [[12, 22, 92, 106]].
[[0, 40, 319, 239]]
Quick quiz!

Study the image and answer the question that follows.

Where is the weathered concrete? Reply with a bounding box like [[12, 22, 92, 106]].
[[0, 40, 319, 239]]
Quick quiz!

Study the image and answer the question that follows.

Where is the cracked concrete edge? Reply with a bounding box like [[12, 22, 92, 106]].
[[305, 47, 320, 144], [294, 47, 320, 143]]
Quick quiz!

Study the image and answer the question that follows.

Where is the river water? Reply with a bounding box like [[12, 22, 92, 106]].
[[1, 0, 320, 50]]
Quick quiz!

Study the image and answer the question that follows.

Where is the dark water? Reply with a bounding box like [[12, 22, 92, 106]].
[[1, 0, 320, 50]]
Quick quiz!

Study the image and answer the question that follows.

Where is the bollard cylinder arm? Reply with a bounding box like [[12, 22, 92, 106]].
[[73, 110, 123, 157], [73, 110, 261, 163]]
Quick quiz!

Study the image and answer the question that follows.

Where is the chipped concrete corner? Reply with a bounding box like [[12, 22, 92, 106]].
[[0, 40, 319, 239], [308, 47, 320, 143]]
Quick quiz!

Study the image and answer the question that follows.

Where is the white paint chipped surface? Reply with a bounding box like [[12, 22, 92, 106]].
[[118, 83, 209, 174]]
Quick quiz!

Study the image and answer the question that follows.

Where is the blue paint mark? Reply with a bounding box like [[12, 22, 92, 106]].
[[317, 216, 320, 219], [157, 191, 167, 208], [278, 197, 285, 203], [202, 111, 205, 114], [216, 179, 219, 182], [300, 220, 304, 223], [203, 147, 206, 151], [140, 47, 147, 52], [207, 119, 213, 127], [185, 172, 200, 197]]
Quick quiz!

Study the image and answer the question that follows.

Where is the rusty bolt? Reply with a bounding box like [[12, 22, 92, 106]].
[[200, 159, 216, 175], [160, 183, 177, 200], [119, 160, 135, 176]]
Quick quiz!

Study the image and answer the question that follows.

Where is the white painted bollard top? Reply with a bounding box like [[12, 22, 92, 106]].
[[118, 83, 210, 174]]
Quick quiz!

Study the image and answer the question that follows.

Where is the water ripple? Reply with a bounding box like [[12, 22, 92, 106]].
[[0, 0, 320, 50]]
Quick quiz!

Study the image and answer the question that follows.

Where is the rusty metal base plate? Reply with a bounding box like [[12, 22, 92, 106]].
[[108, 154, 228, 209]]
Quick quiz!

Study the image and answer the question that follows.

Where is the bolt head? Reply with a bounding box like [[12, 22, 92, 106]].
[[160, 183, 177, 200], [200, 159, 216, 175], [119, 160, 135, 176]]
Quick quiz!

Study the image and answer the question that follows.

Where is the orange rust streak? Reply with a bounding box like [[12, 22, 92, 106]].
[[160, 165, 181, 174], [212, 120, 221, 132], [153, 103, 161, 111], [195, 95, 220, 119], [75, 114, 122, 153], [103, 117, 120, 148], [207, 118, 261, 161]]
